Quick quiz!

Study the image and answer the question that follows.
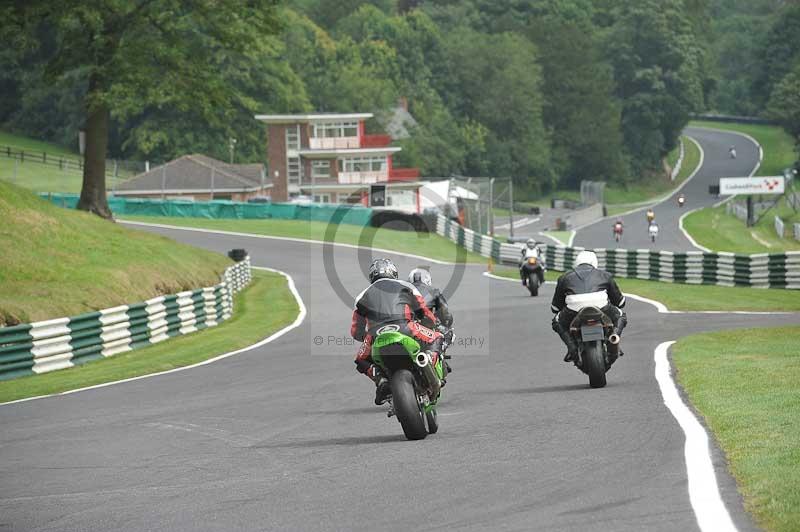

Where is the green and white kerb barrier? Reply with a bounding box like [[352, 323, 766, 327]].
[[0, 257, 252, 381], [436, 215, 800, 289]]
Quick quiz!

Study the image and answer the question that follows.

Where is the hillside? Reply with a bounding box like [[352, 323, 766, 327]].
[[0, 180, 231, 326]]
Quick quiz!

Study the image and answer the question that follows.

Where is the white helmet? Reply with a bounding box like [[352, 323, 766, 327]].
[[408, 267, 432, 287], [526, 238, 536, 249], [575, 250, 598, 269]]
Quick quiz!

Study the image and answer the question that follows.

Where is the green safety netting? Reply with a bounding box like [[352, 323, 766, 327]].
[[40, 194, 373, 226]]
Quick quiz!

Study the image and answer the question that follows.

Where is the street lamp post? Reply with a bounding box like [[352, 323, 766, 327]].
[[229, 138, 237, 164]]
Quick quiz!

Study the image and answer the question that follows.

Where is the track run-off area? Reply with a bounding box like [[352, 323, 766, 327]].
[[1, 126, 797, 531]]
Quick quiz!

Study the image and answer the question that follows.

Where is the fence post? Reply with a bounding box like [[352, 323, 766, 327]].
[[210, 166, 215, 200], [161, 164, 166, 200], [509, 179, 514, 238]]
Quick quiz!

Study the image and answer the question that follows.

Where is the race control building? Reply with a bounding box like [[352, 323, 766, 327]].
[[255, 112, 422, 210]]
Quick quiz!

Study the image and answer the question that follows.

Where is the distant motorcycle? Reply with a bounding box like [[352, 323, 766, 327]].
[[729, 146, 737, 159], [648, 223, 659, 243], [565, 292, 621, 388], [677, 194, 685, 208], [520, 249, 545, 297], [613, 222, 624, 243]]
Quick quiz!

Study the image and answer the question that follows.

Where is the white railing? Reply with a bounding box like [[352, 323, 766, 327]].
[[338, 171, 388, 184], [309, 137, 360, 150], [775, 216, 785, 238]]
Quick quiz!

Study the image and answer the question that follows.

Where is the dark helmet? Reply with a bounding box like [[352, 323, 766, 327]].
[[368, 258, 398, 283]]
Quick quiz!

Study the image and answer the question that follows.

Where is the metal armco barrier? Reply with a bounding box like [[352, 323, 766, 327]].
[[0, 257, 252, 381], [436, 215, 800, 289]]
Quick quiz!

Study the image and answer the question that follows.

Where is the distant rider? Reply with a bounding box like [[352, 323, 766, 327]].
[[550, 251, 627, 363], [729, 145, 737, 159], [519, 238, 546, 286], [352, 258, 443, 405], [646, 208, 655, 224], [677, 193, 686, 207], [613, 219, 624, 237], [408, 267, 454, 373], [648, 222, 659, 241]]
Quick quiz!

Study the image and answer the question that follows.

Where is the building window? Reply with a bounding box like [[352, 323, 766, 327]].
[[287, 157, 301, 184], [313, 121, 359, 138], [313, 193, 331, 203], [312, 160, 331, 179], [340, 156, 387, 173], [285, 125, 300, 151]]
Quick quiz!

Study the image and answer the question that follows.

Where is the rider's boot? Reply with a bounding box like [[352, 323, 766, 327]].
[[611, 314, 627, 357], [553, 320, 579, 363], [368, 365, 391, 405]]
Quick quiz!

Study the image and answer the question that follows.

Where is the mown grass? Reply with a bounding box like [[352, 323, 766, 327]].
[[491, 267, 800, 312], [0, 181, 231, 326], [0, 270, 296, 403], [0, 131, 128, 193], [683, 203, 800, 254], [540, 231, 572, 245], [121, 215, 487, 264], [690, 120, 797, 177], [673, 326, 800, 532]]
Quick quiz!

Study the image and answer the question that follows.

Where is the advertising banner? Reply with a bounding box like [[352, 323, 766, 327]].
[[719, 176, 785, 195]]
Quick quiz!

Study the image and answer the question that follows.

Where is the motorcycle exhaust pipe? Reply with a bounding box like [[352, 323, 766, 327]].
[[607, 334, 620, 356], [415, 351, 441, 399]]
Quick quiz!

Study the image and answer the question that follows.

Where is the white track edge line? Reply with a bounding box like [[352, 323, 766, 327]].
[[571, 134, 706, 238], [484, 272, 795, 315], [679, 126, 762, 251], [119, 219, 468, 266], [0, 266, 307, 407], [654, 341, 738, 532]]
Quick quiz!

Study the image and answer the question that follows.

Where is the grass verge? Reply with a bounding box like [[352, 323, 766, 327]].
[[540, 231, 572, 246], [672, 326, 800, 532], [0, 269, 296, 403], [0, 181, 231, 326], [690, 120, 797, 177], [0, 131, 127, 193], [683, 203, 800, 254], [491, 267, 800, 312], [121, 215, 486, 263]]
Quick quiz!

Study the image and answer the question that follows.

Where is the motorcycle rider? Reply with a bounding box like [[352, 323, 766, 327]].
[[519, 238, 545, 286], [408, 267, 454, 373], [648, 221, 659, 242], [646, 208, 655, 224], [613, 219, 624, 239], [352, 258, 443, 405], [677, 193, 686, 207], [729, 145, 737, 159], [550, 250, 627, 363]]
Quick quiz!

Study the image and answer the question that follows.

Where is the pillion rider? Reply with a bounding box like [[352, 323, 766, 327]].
[[550, 250, 628, 363], [352, 259, 443, 405]]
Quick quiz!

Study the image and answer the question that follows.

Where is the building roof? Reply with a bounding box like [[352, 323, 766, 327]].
[[115, 154, 269, 194], [254, 113, 373, 124]]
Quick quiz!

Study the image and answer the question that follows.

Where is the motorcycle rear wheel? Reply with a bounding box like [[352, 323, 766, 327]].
[[528, 273, 539, 296], [425, 408, 438, 434], [391, 369, 427, 440], [583, 340, 607, 389]]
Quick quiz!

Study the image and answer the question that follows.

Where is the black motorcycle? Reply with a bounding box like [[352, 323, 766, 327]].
[[520, 255, 545, 296], [569, 306, 620, 388]]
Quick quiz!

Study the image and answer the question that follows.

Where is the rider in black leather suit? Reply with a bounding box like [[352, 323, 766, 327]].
[[551, 251, 627, 363]]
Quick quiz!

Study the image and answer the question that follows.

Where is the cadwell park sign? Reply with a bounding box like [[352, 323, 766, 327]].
[[719, 176, 785, 195]]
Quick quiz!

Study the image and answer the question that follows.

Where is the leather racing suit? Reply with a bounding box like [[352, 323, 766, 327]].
[[352, 278, 443, 380], [550, 264, 628, 356]]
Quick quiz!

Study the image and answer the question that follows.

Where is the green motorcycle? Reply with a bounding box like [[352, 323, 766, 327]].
[[371, 327, 447, 440]]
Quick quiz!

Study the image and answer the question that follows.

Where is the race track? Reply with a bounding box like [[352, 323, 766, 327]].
[[1, 223, 798, 532], [573, 127, 762, 251]]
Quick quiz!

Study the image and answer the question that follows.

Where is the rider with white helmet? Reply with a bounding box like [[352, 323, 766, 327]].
[[550, 250, 627, 363]]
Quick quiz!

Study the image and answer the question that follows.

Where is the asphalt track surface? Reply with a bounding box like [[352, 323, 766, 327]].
[[2, 220, 799, 531], [573, 127, 762, 252]]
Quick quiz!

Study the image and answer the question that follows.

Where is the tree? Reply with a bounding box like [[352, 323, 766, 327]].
[[6, 1, 282, 218], [767, 61, 800, 152]]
